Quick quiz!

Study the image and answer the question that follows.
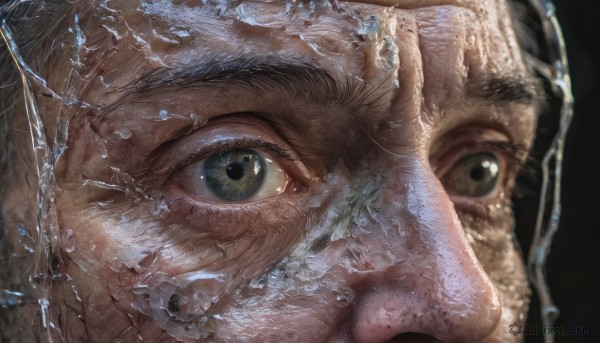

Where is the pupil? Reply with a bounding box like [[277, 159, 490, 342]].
[[470, 165, 485, 181], [203, 148, 266, 202], [226, 162, 245, 180]]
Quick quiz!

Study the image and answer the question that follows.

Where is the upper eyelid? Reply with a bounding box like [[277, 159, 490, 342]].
[[147, 115, 321, 191], [433, 140, 526, 178], [477, 141, 529, 170], [154, 138, 296, 182]]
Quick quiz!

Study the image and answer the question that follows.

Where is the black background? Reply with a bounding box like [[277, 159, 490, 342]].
[[514, 0, 600, 342]]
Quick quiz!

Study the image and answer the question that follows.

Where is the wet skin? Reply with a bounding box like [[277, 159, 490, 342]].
[[5, 0, 539, 342]]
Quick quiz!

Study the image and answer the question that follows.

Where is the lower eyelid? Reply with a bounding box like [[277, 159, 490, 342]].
[[451, 194, 513, 223], [157, 183, 309, 237]]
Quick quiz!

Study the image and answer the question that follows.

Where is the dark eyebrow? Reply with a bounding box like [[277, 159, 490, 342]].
[[103, 55, 385, 113], [466, 74, 544, 107]]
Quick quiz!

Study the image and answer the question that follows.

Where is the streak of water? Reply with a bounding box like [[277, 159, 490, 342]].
[[1, 19, 58, 340], [526, 1, 574, 341]]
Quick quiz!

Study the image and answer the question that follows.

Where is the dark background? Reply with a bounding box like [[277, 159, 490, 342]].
[[514, 0, 600, 342]]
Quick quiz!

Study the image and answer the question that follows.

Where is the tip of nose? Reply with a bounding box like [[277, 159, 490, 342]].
[[350, 279, 502, 343], [431, 280, 502, 342]]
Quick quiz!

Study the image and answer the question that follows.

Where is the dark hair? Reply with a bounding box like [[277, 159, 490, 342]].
[[0, 1, 63, 196], [0, 2, 66, 340]]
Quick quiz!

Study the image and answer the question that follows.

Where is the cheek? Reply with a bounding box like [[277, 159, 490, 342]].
[[461, 207, 531, 322], [486, 249, 530, 342], [54, 187, 312, 341]]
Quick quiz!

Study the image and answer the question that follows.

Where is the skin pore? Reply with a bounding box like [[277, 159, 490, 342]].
[[1, 0, 540, 342]]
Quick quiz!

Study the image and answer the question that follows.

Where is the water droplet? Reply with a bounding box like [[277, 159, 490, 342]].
[[97, 199, 114, 208], [249, 275, 267, 289], [54, 120, 69, 163], [159, 109, 170, 121], [151, 197, 170, 218], [16, 225, 32, 238], [286, 0, 299, 13], [189, 113, 208, 130], [171, 28, 191, 38], [114, 126, 132, 139], [308, 0, 333, 14], [0, 289, 26, 308], [16, 225, 34, 253], [32, 272, 47, 282], [62, 228, 77, 253], [50, 255, 67, 281], [334, 287, 355, 307], [71, 283, 82, 302], [357, 15, 379, 37], [235, 4, 260, 26], [100, 143, 108, 159]]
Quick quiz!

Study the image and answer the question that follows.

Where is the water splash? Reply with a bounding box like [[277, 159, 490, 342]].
[[130, 270, 229, 341], [16, 225, 34, 254], [71, 14, 87, 68], [1, 19, 59, 338], [0, 289, 27, 308], [356, 9, 400, 88], [526, 1, 574, 341]]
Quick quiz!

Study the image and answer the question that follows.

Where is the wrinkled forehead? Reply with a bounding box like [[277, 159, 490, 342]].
[[61, 0, 521, 72]]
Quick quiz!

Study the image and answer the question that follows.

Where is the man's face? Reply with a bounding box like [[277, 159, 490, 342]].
[[7, 0, 539, 341]]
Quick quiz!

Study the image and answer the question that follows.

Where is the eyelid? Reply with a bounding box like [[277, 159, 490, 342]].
[[176, 148, 290, 203], [151, 119, 315, 186], [436, 141, 527, 177], [167, 138, 295, 178]]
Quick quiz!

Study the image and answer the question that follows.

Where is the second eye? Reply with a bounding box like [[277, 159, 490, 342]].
[[443, 152, 502, 198], [177, 148, 288, 203]]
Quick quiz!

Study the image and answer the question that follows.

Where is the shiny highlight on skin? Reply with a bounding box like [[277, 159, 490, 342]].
[[0, 0, 543, 342]]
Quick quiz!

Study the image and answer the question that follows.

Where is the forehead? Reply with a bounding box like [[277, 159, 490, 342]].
[[63, 0, 523, 95]]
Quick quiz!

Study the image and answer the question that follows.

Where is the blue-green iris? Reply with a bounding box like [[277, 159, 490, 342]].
[[204, 148, 266, 201], [447, 152, 500, 197]]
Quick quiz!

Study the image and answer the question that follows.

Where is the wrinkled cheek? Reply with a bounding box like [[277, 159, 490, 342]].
[[483, 248, 529, 343], [462, 209, 531, 341]]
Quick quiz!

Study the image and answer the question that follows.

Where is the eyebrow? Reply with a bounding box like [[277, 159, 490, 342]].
[[103, 55, 386, 114], [466, 74, 544, 107], [103, 56, 543, 115]]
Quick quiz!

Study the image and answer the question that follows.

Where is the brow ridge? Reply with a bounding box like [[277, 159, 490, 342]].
[[466, 74, 544, 106], [102, 55, 386, 114]]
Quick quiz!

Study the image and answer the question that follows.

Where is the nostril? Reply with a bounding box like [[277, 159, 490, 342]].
[[392, 333, 415, 341], [390, 333, 442, 343]]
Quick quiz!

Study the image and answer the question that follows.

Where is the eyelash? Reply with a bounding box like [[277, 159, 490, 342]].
[[481, 141, 528, 171], [163, 138, 296, 182], [436, 140, 529, 213], [438, 140, 527, 174]]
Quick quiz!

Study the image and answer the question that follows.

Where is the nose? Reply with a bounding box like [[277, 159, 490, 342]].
[[348, 162, 501, 343]]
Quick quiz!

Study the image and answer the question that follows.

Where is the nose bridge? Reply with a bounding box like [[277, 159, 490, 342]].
[[348, 159, 501, 343]]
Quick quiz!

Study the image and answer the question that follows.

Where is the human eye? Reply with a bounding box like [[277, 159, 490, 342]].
[[433, 129, 527, 208], [152, 118, 312, 224], [176, 146, 289, 203], [442, 152, 501, 199]]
